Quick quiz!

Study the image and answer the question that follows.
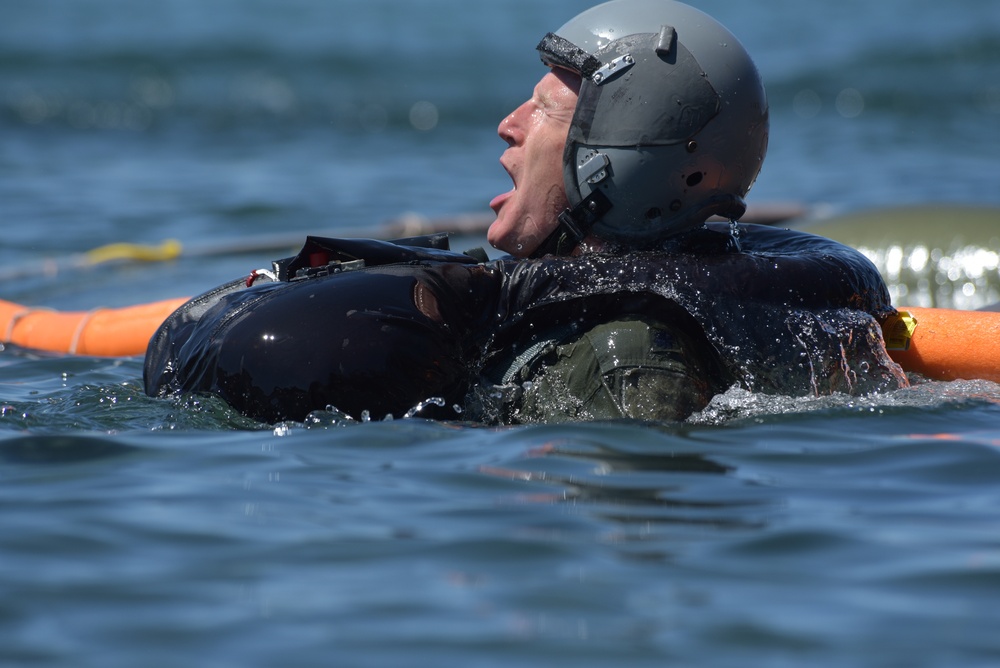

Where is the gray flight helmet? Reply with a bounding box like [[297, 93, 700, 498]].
[[538, 0, 769, 247]]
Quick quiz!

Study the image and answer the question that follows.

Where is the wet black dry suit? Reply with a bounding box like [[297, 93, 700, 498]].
[[144, 223, 909, 424]]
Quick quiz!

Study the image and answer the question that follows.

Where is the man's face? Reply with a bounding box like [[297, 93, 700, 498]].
[[488, 69, 581, 257]]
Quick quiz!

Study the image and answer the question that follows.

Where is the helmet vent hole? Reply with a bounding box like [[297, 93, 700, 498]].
[[686, 172, 704, 187], [669, 200, 682, 212], [645, 207, 662, 220]]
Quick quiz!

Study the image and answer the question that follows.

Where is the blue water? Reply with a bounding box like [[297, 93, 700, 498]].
[[3, 0, 1000, 665]]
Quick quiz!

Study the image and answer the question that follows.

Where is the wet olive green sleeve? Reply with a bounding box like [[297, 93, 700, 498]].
[[513, 316, 719, 423]]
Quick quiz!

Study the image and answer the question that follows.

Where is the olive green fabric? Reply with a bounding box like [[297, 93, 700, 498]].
[[508, 316, 718, 423]]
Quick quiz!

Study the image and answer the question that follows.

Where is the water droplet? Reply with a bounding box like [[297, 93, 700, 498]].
[[403, 397, 447, 418]]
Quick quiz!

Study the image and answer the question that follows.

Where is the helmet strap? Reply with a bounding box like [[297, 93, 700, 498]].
[[529, 189, 612, 258]]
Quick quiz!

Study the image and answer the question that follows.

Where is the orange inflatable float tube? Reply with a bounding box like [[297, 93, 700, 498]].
[[885, 307, 1000, 383], [2, 297, 999, 386], [1, 297, 189, 357]]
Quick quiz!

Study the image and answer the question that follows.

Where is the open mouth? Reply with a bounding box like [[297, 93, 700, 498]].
[[490, 160, 516, 213]]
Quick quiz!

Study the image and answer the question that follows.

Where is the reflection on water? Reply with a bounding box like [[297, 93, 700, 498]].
[[864, 242, 1000, 310], [796, 206, 1000, 311], [480, 429, 775, 565], [0, 434, 138, 464]]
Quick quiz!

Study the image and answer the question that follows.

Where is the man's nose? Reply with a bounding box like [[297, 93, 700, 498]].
[[497, 103, 528, 146]]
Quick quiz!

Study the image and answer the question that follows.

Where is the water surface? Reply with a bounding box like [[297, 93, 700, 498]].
[[2, 1, 1000, 665]]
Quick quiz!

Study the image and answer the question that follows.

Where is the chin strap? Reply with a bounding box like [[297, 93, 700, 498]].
[[529, 189, 612, 258]]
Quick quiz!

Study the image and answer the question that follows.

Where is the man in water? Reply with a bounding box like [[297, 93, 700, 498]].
[[480, 59, 724, 421], [472, 0, 770, 422], [143, 0, 907, 423]]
